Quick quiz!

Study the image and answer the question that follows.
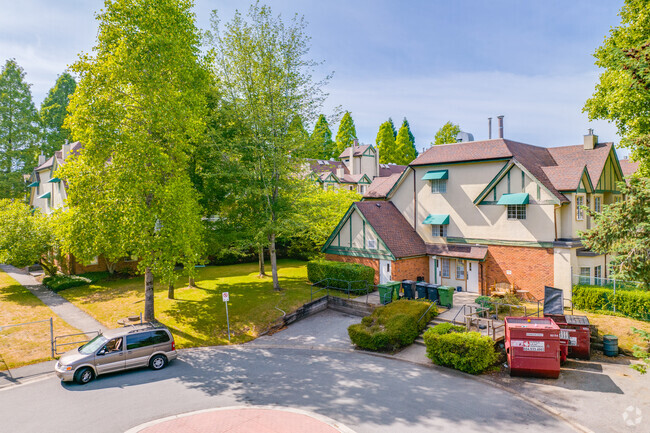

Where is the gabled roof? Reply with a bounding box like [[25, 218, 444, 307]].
[[35, 156, 55, 171], [379, 163, 406, 177], [355, 201, 426, 258], [546, 143, 613, 186], [364, 173, 402, 199], [541, 165, 591, 192], [339, 144, 372, 158], [619, 158, 640, 178], [340, 173, 371, 184], [308, 159, 348, 176]]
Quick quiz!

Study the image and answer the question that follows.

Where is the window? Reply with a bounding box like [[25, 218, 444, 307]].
[[614, 195, 622, 204], [89, 256, 99, 265], [456, 260, 465, 280], [126, 332, 153, 350], [576, 196, 585, 220], [358, 185, 366, 194], [151, 330, 170, 345], [432, 224, 447, 237], [594, 196, 602, 213], [579, 267, 591, 285], [366, 238, 377, 250], [507, 204, 526, 220], [431, 179, 447, 193], [594, 265, 602, 285], [441, 259, 450, 278]]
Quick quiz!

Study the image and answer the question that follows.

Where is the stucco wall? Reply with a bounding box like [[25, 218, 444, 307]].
[[335, 209, 387, 254]]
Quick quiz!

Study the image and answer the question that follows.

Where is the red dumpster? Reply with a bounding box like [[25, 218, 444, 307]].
[[559, 329, 569, 364], [505, 317, 561, 379], [562, 315, 591, 360]]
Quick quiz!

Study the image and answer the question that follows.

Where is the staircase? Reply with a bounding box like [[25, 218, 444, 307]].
[[414, 316, 457, 346], [414, 314, 506, 346]]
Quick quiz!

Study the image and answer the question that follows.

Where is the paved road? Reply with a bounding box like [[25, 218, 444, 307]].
[[1, 345, 575, 433]]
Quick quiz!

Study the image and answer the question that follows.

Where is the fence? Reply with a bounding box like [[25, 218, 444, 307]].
[[572, 274, 646, 291], [310, 278, 375, 304], [0, 318, 54, 359]]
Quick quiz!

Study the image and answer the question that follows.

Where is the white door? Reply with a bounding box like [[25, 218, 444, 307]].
[[429, 256, 438, 284], [379, 260, 391, 284], [467, 261, 479, 293]]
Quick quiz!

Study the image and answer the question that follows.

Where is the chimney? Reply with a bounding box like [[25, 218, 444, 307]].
[[38, 152, 46, 166], [62, 139, 70, 160], [351, 139, 358, 175], [497, 115, 504, 138], [583, 128, 597, 150], [488, 117, 492, 139], [336, 165, 345, 178]]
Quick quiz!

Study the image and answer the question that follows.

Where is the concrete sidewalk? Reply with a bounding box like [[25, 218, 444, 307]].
[[0, 264, 107, 334]]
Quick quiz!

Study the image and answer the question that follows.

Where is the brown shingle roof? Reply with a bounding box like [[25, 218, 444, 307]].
[[379, 163, 406, 177], [308, 159, 348, 176], [546, 142, 612, 185], [339, 144, 372, 158], [426, 243, 488, 261], [364, 173, 402, 199], [619, 158, 640, 177], [541, 165, 587, 191], [355, 201, 426, 258]]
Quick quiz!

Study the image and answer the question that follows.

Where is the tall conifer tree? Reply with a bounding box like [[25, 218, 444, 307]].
[[311, 114, 335, 159], [395, 123, 417, 165], [376, 120, 397, 164], [335, 111, 357, 155], [40, 72, 77, 157], [401, 118, 417, 156]]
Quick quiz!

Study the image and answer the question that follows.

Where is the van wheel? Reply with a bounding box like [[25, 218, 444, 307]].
[[149, 354, 167, 370], [74, 367, 95, 384]]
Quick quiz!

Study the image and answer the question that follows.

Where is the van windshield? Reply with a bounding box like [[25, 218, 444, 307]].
[[79, 335, 108, 355]]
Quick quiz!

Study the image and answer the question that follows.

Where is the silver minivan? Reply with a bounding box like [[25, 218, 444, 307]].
[[55, 322, 177, 384]]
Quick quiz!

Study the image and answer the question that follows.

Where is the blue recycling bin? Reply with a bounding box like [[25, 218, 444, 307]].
[[427, 284, 439, 303], [416, 282, 428, 300]]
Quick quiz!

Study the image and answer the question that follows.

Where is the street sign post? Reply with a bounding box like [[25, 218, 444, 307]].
[[222, 292, 231, 342]]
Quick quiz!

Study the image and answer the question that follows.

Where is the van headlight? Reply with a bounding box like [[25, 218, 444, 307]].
[[59, 364, 73, 371]]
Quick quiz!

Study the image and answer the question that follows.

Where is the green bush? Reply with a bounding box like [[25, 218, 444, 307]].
[[348, 300, 437, 352], [77, 271, 110, 284], [428, 322, 465, 335], [424, 329, 498, 374], [475, 296, 492, 308], [573, 285, 650, 321], [307, 259, 374, 291], [43, 274, 92, 292]]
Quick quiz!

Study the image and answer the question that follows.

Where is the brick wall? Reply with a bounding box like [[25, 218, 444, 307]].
[[483, 245, 554, 300], [69, 254, 139, 275], [324, 254, 380, 284], [392, 256, 429, 282]]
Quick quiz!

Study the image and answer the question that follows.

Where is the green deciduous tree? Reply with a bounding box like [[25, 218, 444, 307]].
[[60, 0, 208, 321], [394, 122, 417, 165], [0, 59, 41, 199], [309, 114, 336, 159], [433, 121, 460, 145], [0, 199, 57, 276], [40, 72, 76, 157], [207, 3, 329, 290], [335, 111, 357, 155], [580, 178, 650, 286], [376, 120, 397, 163], [583, 0, 650, 175]]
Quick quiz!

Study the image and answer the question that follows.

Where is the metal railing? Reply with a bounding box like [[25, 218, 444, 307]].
[[417, 301, 438, 325], [0, 318, 54, 358], [572, 274, 646, 291], [310, 278, 374, 304]]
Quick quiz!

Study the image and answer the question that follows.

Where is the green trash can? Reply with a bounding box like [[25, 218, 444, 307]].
[[437, 286, 455, 308], [377, 283, 393, 305], [386, 281, 401, 301]]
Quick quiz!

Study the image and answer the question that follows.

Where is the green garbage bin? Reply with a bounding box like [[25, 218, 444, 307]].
[[386, 281, 401, 301], [377, 283, 393, 305], [437, 286, 455, 308]]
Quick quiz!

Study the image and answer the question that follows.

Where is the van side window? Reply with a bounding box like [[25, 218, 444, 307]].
[[151, 330, 170, 344], [126, 332, 153, 350]]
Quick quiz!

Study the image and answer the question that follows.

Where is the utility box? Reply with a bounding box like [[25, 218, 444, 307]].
[[505, 317, 561, 379]]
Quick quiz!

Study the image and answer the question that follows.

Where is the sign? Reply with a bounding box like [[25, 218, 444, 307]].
[[511, 340, 545, 352], [222, 292, 231, 342], [569, 337, 578, 346], [222, 292, 230, 302]]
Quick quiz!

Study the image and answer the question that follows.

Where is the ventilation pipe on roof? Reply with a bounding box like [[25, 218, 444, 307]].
[[497, 115, 504, 138], [488, 117, 492, 139]]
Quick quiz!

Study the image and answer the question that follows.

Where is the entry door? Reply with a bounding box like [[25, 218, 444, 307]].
[[379, 260, 391, 284], [467, 261, 479, 293], [429, 256, 438, 284]]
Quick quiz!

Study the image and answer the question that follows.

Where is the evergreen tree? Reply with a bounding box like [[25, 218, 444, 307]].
[[401, 118, 417, 156], [0, 59, 40, 199], [40, 72, 77, 157], [433, 121, 461, 145], [395, 123, 417, 165], [376, 120, 397, 164], [388, 117, 397, 138], [310, 114, 335, 159], [335, 111, 357, 155]]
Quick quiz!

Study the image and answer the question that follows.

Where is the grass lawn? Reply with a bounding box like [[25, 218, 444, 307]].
[[0, 270, 79, 369], [59, 259, 319, 348]]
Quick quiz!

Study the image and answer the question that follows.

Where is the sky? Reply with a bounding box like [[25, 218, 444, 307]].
[[0, 0, 627, 155]]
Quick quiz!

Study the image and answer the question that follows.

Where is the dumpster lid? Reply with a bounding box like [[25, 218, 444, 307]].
[[505, 317, 559, 329], [565, 315, 590, 326], [543, 286, 564, 315]]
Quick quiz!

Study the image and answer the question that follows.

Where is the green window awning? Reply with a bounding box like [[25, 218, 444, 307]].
[[423, 214, 450, 225], [37, 192, 51, 199], [27, 181, 39, 188], [422, 170, 448, 180], [47, 177, 60, 183], [497, 193, 529, 205]]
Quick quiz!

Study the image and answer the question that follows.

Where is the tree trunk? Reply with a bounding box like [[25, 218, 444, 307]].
[[106, 260, 116, 275], [258, 245, 266, 277], [188, 276, 195, 288], [39, 258, 57, 277], [269, 233, 281, 291], [168, 280, 175, 300], [144, 267, 155, 321]]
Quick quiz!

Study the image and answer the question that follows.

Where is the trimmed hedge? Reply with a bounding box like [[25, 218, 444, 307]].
[[348, 300, 437, 352], [307, 259, 374, 291], [424, 327, 498, 374], [43, 275, 92, 292], [428, 322, 465, 335], [573, 285, 650, 321]]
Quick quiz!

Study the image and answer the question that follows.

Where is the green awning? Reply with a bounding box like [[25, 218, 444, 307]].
[[423, 214, 450, 225], [27, 181, 39, 188], [422, 170, 448, 180], [497, 193, 529, 205], [37, 192, 51, 199], [47, 177, 60, 183]]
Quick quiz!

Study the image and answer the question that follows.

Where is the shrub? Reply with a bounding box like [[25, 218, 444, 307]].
[[475, 296, 492, 308], [77, 271, 110, 284], [573, 285, 650, 321], [307, 259, 374, 291], [348, 300, 437, 351], [43, 274, 92, 292], [428, 322, 465, 335], [424, 329, 498, 374]]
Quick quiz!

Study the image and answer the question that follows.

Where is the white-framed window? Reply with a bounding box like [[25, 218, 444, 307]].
[[594, 196, 602, 213], [89, 256, 99, 265], [576, 195, 585, 220], [358, 185, 366, 194], [431, 179, 447, 193], [614, 195, 622, 204], [432, 224, 447, 237], [507, 204, 526, 220], [366, 238, 377, 250], [579, 267, 590, 285], [594, 265, 602, 285], [456, 260, 465, 280], [441, 259, 450, 278]]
